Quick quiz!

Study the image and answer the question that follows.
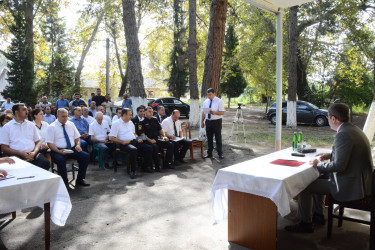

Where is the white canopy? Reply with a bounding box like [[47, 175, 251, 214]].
[[242, 0, 315, 150]]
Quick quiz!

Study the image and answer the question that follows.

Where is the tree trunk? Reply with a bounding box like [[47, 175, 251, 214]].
[[122, 0, 147, 114], [228, 97, 231, 109], [363, 60, 375, 143], [287, 6, 298, 129], [112, 29, 128, 99], [118, 65, 129, 98], [296, 50, 308, 100], [201, 0, 228, 97], [24, 0, 34, 70], [75, 11, 104, 92], [188, 0, 199, 127]]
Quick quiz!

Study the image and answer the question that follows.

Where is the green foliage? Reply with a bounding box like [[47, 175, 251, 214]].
[[35, 0, 75, 99], [167, 0, 189, 99], [1, 5, 36, 105], [220, 25, 247, 101]]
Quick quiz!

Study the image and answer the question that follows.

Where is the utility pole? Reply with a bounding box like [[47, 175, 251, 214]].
[[106, 37, 110, 94]]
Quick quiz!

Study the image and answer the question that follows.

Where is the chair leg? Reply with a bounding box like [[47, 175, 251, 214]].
[[338, 205, 344, 227], [98, 149, 103, 169], [327, 200, 333, 239], [370, 207, 375, 250], [200, 145, 203, 158], [12, 211, 16, 219], [190, 145, 194, 160]]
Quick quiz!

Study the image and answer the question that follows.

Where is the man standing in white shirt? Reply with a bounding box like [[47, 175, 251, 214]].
[[0, 103, 50, 170], [201, 88, 225, 159], [46, 108, 90, 187], [89, 112, 113, 169], [39, 96, 51, 109], [162, 110, 191, 165], [1, 98, 14, 111], [109, 108, 152, 179]]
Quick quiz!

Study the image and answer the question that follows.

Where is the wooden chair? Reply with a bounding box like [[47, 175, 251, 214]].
[[327, 170, 375, 249], [113, 148, 130, 173], [181, 121, 203, 160], [51, 158, 79, 186]]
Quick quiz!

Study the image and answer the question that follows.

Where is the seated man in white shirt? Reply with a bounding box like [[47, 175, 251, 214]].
[[97, 105, 112, 126], [161, 110, 191, 165], [46, 108, 90, 187], [44, 106, 56, 124], [0, 103, 50, 170], [89, 112, 114, 169], [109, 108, 152, 179], [81, 107, 95, 125], [112, 107, 122, 123]]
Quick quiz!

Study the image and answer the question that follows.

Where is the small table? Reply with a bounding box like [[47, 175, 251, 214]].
[[0, 157, 72, 249], [211, 148, 330, 249]]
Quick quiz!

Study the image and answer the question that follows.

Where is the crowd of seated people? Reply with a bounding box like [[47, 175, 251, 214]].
[[0, 93, 192, 189]]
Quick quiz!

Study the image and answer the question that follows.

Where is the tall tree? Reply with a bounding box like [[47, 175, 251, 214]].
[[201, 0, 228, 97], [220, 24, 246, 108], [122, 0, 147, 112], [1, 7, 36, 105], [188, 0, 199, 127], [287, 5, 298, 129], [167, 0, 188, 99]]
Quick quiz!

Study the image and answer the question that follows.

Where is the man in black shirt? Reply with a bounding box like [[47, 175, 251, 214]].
[[141, 107, 175, 170], [131, 105, 146, 136], [92, 88, 107, 107]]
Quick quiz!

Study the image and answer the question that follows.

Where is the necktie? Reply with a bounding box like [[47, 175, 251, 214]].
[[173, 121, 178, 136], [208, 99, 213, 119], [62, 124, 72, 149]]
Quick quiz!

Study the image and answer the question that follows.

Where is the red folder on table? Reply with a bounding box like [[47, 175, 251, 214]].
[[270, 159, 305, 167]]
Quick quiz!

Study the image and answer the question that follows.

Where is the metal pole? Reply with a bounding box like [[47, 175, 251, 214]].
[[275, 9, 283, 151], [106, 38, 110, 94]]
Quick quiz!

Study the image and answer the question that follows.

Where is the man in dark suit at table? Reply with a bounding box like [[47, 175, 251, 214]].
[[154, 105, 167, 123], [285, 103, 373, 233]]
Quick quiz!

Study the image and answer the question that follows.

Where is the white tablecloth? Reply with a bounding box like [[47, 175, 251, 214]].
[[0, 157, 72, 226], [211, 148, 331, 224]]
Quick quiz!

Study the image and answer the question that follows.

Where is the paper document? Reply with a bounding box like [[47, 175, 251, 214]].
[[172, 137, 183, 142], [203, 108, 212, 114]]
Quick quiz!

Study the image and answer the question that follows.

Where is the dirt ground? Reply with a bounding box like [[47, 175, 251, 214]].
[[0, 107, 371, 249]]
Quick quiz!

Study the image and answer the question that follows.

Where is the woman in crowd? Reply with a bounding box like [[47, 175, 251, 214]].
[[0, 113, 13, 133], [32, 109, 50, 153]]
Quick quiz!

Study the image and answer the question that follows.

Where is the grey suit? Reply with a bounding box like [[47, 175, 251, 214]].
[[298, 122, 373, 222]]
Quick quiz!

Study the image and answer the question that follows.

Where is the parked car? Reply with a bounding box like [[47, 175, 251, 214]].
[[149, 97, 190, 118], [266, 100, 328, 126]]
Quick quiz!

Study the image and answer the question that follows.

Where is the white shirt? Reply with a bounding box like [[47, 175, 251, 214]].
[[0, 119, 40, 152], [45, 120, 80, 149], [109, 119, 136, 141], [106, 101, 114, 115], [33, 120, 49, 143], [103, 114, 112, 126], [202, 96, 225, 120], [82, 115, 95, 125], [1, 102, 14, 109], [112, 115, 121, 123], [39, 102, 51, 108], [161, 116, 182, 137], [89, 120, 110, 141]]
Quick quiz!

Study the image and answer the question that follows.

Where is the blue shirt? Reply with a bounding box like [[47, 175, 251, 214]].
[[69, 116, 89, 135], [88, 98, 92, 105], [55, 99, 69, 109], [44, 114, 56, 124], [122, 98, 133, 109]]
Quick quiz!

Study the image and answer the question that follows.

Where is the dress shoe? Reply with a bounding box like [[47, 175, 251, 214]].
[[166, 164, 175, 169], [284, 221, 314, 233], [312, 213, 326, 226], [155, 166, 161, 172], [204, 154, 213, 158], [173, 161, 180, 166], [76, 179, 90, 187], [218, 155, 224, 159], [130, 171, 136, 179]]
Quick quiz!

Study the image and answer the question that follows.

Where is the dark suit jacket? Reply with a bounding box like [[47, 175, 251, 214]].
[[154, 114, 167, 123], [131, 116, 143, 136], [317, 122, 373, 202]]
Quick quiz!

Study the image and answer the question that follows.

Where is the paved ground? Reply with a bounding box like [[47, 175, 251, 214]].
[[0, 108, 372, 249]]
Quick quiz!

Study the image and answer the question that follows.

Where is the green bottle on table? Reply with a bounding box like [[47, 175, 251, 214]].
[[292, 132, 298, 151], [298, 131, 303, 143]]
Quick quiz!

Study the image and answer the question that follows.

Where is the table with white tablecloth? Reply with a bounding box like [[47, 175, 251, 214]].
[[0, 157, 72, 249], [211, 147, 330, 249]]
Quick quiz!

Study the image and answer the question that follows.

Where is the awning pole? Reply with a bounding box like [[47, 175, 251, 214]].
[[275, 9, 284, 151]]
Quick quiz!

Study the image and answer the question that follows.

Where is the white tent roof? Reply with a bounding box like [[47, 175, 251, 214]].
[[243, 0, 314, 13]]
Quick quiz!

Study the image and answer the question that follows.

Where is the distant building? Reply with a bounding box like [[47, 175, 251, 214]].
[[0, 67, 9, 101], [144, 78, 168, 97]]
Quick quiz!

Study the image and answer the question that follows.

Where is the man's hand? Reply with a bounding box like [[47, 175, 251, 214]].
[[201, 122, 205, 128], [171, 135, 176, 140], [0, 169, 7, 177], [122, 140, 131, 145], [138, 139, 143, 143], [24, 152, 36, 161], [163, 137, 169, 142], [41, 143, 49, 150], [309, 158, 320, 168], [0, 157, 15, 165], [150, 139, 156, 144], [75, 145, 82, 152], [81, 133, 89, 139], [315, 153, 330, 161]]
